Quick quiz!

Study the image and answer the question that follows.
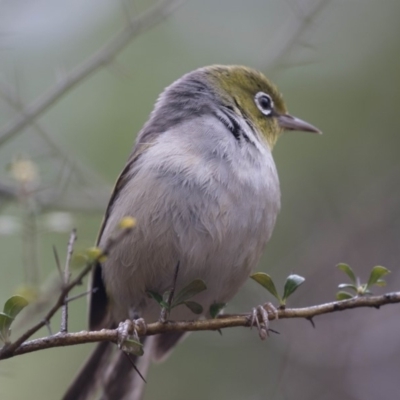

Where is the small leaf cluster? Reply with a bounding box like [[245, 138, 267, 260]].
[[336, 263, 391, 300], [0, 295, 29, 344], [250, 273, 305, 307], [147, 279, 207, 316]]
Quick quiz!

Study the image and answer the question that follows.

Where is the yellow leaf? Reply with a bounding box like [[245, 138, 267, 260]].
[[87, 247, 107, 263], [118, 216, 137, 229]]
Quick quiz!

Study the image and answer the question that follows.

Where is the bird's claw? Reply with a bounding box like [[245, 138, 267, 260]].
[[117, 319, 146, 356], [249, 303, 278, 340]]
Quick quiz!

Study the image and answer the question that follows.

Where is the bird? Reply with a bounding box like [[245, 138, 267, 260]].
[[62, 65, 320, 400]]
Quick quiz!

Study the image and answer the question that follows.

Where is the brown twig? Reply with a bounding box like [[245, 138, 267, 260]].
[[1, 291, 399, 360], [0, 263, 92, 359]]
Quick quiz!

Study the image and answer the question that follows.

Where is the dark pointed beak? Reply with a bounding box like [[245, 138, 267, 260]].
[[277, 113, 322, 134]]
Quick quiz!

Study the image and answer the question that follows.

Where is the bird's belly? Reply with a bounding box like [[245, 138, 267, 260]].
[[103, 184, 278, 323], [101, 138, 280, 324]]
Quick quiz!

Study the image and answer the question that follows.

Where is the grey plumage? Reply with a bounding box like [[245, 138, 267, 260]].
[[63, 65, 294, 400], [100, 113, 280, 326]]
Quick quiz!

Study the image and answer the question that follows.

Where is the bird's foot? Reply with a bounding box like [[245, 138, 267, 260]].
[[117, 318, 146, 356], [249, 303, 279, 340]]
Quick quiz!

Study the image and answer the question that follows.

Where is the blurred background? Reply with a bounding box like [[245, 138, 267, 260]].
[[0, 0, 399, 399]]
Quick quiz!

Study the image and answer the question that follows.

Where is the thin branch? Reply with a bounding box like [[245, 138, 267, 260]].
[[66, 288, 98, 304], [60, 229, 77, 333], [44, 319, 53, 337], [0, 225, 134, 359], [0, 79, 109, 212], [160, 261, 180, 321], [0, 263, 92, 359], [265, 0, 330, 69], [52, 245, 63, 280], [1, 291, 399, 360], [0, 0, 183, 146]]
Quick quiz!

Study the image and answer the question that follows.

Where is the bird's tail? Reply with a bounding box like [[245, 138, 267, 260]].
[[62, 340, 113, 400], [62, 331, 186, 400], [62, 337, 154, 400]]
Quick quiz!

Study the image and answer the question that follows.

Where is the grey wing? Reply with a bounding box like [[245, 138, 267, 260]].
[[88, 149, 144, 330]]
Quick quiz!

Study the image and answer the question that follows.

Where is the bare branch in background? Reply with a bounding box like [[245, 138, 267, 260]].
[[265, 0, 330, 69], [0, 80, 110, 212], [0, 0, 184, 211], [0, 0, 184, 147]]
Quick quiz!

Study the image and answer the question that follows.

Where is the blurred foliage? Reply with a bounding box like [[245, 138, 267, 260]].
[[0, 0, 399, 399]]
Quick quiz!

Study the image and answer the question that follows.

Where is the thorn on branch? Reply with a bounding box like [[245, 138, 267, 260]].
[[124, 352, 147, 383], [306, 317, 315, 329]]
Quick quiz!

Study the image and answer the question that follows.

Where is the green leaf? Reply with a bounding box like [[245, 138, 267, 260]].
[[375, 279, 387, 287], [172, 279, 207, 307], [336, 291, 354, 300], [146, 290, 163, 304], [282, 274, 305, 301], [146, 291, 169, 309], [366, 266, 391, 289], [120, 338, 144, 356], [337, 263, 357, 284], [3, 295, 29, 319], [183, 301, 203, 315], [209, 302, 226, 319], [250, 273, 280, 301], [337, 283, 358, 292], [0, 312, 14, 343], [0, 295, 29, 343]]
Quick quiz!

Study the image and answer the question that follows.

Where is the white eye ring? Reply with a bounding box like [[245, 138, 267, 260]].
[[255, 92, 274, 116]]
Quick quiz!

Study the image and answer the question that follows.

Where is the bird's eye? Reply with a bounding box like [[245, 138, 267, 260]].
[[255, 92, 274, 116]]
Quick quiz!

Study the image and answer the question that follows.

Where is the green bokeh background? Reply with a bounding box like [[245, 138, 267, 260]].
[[1, 1, 399, 399]]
